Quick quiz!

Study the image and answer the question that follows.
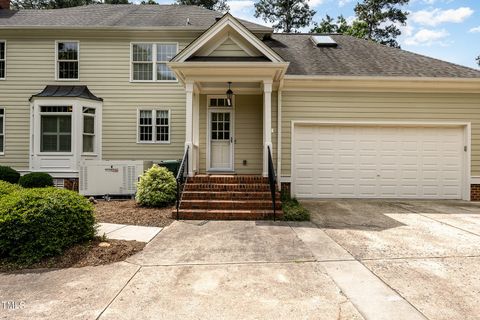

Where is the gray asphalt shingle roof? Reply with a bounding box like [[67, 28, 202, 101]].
[[1, 5, 479, 78], [0, 4, 270, 30], [265, 34, 480, 78]]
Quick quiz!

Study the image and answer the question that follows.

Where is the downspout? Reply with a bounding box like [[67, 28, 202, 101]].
[[277, 79, 283, 190]]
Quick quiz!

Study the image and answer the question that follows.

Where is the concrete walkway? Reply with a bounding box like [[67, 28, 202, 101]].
[[1, 200, 480, 319], [96, 223, 162, 243]]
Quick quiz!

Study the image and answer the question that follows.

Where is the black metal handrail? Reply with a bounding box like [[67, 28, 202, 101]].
[[176, 146, 189, 220], [267, 146, 277, 221]]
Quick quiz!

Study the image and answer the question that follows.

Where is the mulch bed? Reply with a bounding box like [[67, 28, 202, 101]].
[[0, 238, 145, 273], [94, 200, 174, 228]]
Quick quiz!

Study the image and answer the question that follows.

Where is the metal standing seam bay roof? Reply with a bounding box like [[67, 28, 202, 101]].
[[264, 34, 480, 78], [29, 85, 103, 101], [0, 4, 271, 31]]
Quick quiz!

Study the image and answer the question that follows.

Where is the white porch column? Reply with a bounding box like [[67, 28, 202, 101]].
[[193, 90, 200, 174], [185, 81, 194, 177], [263, 80, 273, 177]]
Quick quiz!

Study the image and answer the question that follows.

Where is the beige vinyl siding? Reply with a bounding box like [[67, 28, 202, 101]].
[[199, 93, 276, 174], [281, 91, 480, 177], [0, 30, 200, 170], [208, 38, 249, 57]]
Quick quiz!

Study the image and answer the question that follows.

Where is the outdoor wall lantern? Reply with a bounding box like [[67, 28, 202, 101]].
[[226, 82, 233, 106]]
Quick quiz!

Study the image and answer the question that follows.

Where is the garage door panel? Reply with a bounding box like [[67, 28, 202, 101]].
[[293, 125, 465, 199]]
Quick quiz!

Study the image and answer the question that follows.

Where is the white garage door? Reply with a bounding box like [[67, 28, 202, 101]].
[[293, 125, 466, 199]]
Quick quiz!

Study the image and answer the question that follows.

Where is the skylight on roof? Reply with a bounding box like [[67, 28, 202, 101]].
[[311, 36, 338, 48]]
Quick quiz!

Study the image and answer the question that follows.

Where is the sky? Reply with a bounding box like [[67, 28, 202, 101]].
[[151, 0, 480, 69]]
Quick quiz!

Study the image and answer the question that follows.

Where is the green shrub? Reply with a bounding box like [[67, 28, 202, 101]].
[[19, 172, 54, 188], [0, 188, 95, 263], [136, 164, 176, 207], [0, 180, 22, 197], [282, 196, 310, 221], [0, 166, 20, 184]]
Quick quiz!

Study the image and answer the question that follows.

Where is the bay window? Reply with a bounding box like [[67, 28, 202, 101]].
[[131, 43, 177, 81]]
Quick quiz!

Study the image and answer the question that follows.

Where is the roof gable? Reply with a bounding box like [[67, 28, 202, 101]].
[[172, 13, 284, 63]]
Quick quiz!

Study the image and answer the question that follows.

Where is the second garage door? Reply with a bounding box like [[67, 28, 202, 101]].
[[293, 124, 466, 199]]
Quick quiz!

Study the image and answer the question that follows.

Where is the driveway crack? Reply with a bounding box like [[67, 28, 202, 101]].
[[95, 265, 142, 320]]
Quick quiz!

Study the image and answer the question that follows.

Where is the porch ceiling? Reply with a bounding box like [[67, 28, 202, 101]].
[[198, 81, 262, 93]]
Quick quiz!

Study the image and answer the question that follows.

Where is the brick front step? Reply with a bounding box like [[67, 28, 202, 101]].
[[182, 191, 280, 201], [189, 175, 269, 184], [185, 183, 271, 192], [180, 200, 282, 210], [173, 209, 283, 220]]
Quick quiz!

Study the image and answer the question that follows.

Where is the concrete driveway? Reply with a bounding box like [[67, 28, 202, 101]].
[[1, 200, 479, 320]]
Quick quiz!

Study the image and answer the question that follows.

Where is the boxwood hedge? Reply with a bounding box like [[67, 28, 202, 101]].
[[19, 172, 54, 188], [0, 188, 96, 263], [0, 180, 22, 197], [0, 166, 20, 184]]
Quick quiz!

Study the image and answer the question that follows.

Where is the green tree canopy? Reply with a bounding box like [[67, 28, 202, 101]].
[[354, 0, 410, 48], [176, 0, 229, 12], [311, 15, 369, 39], [254, 0, 315, 32], [477, 55, 480, 67], [105, 0, 129, 4], [311, 15, 349, 34], [11, 0, 130, 9]]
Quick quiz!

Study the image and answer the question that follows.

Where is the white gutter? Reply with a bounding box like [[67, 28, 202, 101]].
[[283, 75, 480, 82], [0, 25, 273, 33]]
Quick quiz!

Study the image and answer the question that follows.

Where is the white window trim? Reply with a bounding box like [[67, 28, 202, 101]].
[[55, 40, 80, 81], [130, 42, 178, 83], [136, 108, 171, 144], [0, 107, 4, 155], [0, 40, 5, 80], [81, 107, 97, 156]]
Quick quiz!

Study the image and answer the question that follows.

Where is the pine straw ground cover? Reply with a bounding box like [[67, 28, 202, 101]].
[[0, 238, 144, 273], [94, 200, 174, 228]]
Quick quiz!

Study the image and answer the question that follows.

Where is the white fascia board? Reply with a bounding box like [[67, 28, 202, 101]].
[[172, 14, 283, 63]]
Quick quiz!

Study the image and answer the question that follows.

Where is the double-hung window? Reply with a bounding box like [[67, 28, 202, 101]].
[[138, 109, 170, 143], [82, 107, 95, 153], [40, 106, 72, 152], [131, 43, 177, 81], [0, 108, 4, 154], [56, 41, 79, 80], [0, 41, 5, 80]]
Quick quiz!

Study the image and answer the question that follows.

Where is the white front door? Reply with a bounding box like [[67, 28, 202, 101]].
[[209, 110, 234, 171]]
